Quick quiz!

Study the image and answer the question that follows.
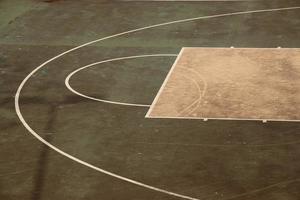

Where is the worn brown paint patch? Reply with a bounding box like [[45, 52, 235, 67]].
[[147, 47, 300, 121]]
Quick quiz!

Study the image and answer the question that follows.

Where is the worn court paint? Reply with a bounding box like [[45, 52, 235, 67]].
[[147, 47, 300, 122]]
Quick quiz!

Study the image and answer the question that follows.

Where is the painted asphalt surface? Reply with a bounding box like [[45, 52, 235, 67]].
[[1, 0, 300, 200]]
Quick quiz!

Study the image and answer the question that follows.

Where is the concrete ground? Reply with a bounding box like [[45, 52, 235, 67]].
[[0, 0, 300, 200]]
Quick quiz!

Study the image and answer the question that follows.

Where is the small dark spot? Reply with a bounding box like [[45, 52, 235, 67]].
[[42, 0, 62, 3]]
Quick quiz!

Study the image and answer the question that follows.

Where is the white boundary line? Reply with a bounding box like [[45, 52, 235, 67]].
[[147, 115, 300, 123], [15, 6, 300, 200], [145, 48, 185, 117], [121, 0, 258, 2], [176, 47, 300, 49], [65, 54, 178, 107]]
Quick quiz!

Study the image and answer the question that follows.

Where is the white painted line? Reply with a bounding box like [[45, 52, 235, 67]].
[[177, 73, 203, 115], [145, 48, 185, 117], [121, 0, 257, 2], [183, 47, 298, 49], [65, 54, 177, 107], [15, 6, 300, 200], [179, 67, 207, 116], [146, 115, 300, 122]]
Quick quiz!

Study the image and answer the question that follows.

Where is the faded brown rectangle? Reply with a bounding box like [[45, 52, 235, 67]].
[[146, 47, 300, 121]]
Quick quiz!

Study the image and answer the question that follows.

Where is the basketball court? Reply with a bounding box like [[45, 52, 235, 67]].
[[1, 0, 300, 200]]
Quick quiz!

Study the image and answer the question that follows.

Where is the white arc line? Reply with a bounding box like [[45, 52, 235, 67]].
[[178, 67, 208, 116], [65, 54, 178, 107], [15, 6, 300, 200]]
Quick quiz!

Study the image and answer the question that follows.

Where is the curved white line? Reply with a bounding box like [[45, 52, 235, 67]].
[[65, 54, 178, 107], [183, 68, 208, 116], [15, 6, 300, 200], [177, 73, 203, 115], [178, 68, 208, 116]]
